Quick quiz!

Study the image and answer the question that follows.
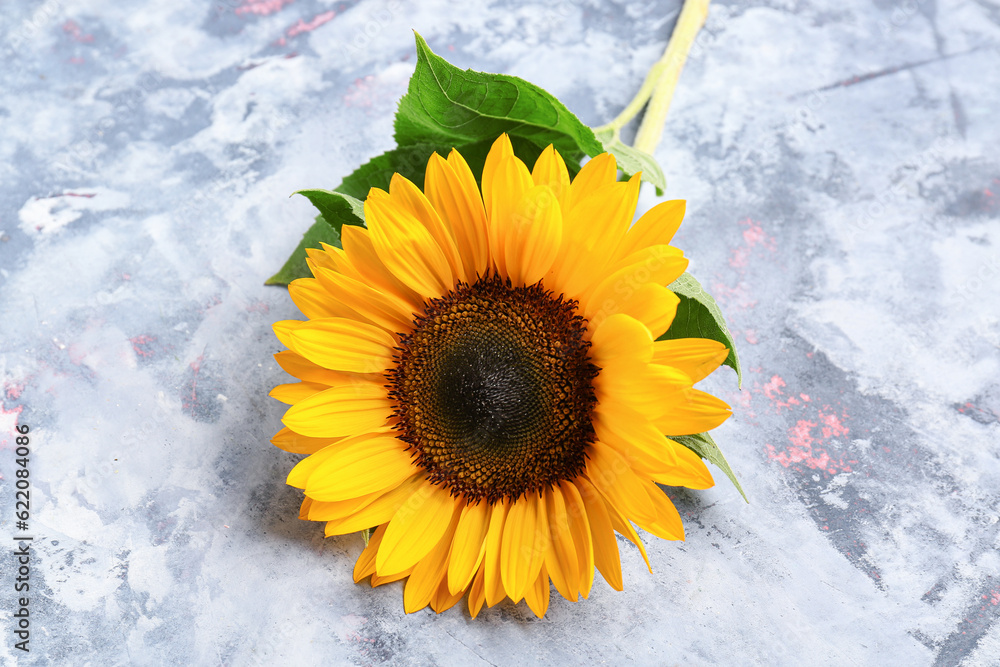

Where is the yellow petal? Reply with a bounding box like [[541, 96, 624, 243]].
[[593, 404, 679, 476], [288, 279, 354, 320], [270, 426, 339, 455], [605, 502, 652, 573], [583, 245, 688, 322], [272, 319, 302, 349], [323, 475, 425, 536], [282, 430, 385, 488], [615, 199, 685, 261], [468, 565, 487, 619], [595, 361, 691, 421], [487, 154, 534, 279], [531, 144, 570, 204], [274, 350, 375, 386], [312, 243, 357, 278], [311, 265, 415, 333], [565, 153, 618, 213], [484, 500, 510, 607], [307, 491, 382, 521], [585, 442, 658, 525], [615, 283, 680, 340], [377, 482, 460, 575], [304, 434, 415, 501], [589, 313, 654, 366], [299, 497, 312, 520], [353, 524, 386, 583], [430, 576, 466, 613], [269, 381, 328, 405], [660, 439, 716, 489], [653, 389, 733, 435], [281, 381, 391, 438], [304, 246, 338, 272], [340, 225, 423, 311], [523, 563, 551, 618], [652, 338, 730, 383], [573, 477, 622, 592], [501, 493, 549, 603], [365, 196, 454, 298], [505, 184, 563, 287], [289, 317, 396, 374], [548, 176, 641, 297], [389, 172, 465, 283], [404, 507, 461, 613], [285, 439, 341, 489], [425, 151, 490, 282], [543, 485, 580, 602], [370, 566, 412, 587], [481, 134, 514, 231], [637, 481, 685, 541], [559, 480, 594, 599], [447, 501, 490, 595]]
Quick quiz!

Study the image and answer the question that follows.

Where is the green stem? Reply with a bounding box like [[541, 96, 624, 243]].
[[595, 0, 710, 154]]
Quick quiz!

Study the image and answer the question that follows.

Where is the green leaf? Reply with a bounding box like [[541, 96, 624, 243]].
[[360, 527, 374, 546], [672, 432, 748, 503], [397, 33, 602, 159], [265, 214, 345, 286], [661, 272, 742, 387], [595, 128, 666, 195], [293, 189, 365, 224]]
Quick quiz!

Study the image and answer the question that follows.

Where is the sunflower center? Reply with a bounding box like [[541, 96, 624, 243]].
[[387, 275, 599, 503]]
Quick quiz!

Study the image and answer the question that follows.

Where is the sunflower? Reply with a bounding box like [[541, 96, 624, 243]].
[[270, 134, 732, 617]]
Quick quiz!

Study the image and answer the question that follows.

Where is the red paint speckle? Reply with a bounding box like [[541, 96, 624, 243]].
[[68, 57, 85, 65], [278, 10, 336, 44], [182, 355, 205, 412], [819, 411, 849, 438], [44, 192, 97, 199], [728, 218, 776, 269], [235, 0, 294, 16], [760, 371, 854, 475], [763, 375, 786, 400], [0, 403, 24, 450], [344, 75, 377, 109], [761, 374, 805, 410], [130, 334, 158, 359], [765, 409, 853, 474], [62, 20, 94, 43]]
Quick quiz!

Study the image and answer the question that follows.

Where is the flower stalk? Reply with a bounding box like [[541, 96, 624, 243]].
[[595, 0, 711, 156]]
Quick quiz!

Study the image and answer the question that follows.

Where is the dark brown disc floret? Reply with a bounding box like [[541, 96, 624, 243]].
[[386, 275, 599, 504]]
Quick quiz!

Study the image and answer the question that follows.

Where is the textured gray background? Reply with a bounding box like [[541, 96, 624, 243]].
[[1, 0, 998, 665]]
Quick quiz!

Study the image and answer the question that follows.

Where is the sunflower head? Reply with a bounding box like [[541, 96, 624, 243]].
[[270, 134, 732, 617]]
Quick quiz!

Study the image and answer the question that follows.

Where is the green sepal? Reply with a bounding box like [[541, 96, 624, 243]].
[[662, 272, 742, 387], [595, 128, 666, 194], [672, 432, 748, 503]]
